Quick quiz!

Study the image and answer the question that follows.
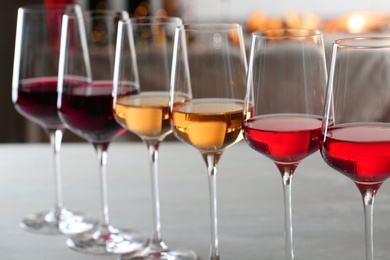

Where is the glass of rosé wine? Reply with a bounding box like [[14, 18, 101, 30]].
[[321, 37, 390, 260], [57, 9, 146, 255], [170, 24, 249, 260], [12, 4, 96, 235], [242, 29, 327, 260], [112, 17, 198, 260]]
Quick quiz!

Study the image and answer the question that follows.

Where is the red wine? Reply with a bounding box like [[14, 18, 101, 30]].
[[243, 114, 322, 163], [15, 77, 65, 130], [59, 80, 136, 143], [321, 123, 390, 183]]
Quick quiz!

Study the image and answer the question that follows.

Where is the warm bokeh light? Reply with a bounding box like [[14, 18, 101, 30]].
[[348, 15, 365, 33], [155, 8, 168, 17], [246, 11, 321, 33], [135, 5, 148, 17], [247, 10, 390, 34], [324, 12, 390, 33]]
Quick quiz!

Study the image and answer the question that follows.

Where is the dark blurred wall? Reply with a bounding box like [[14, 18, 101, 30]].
[[0, 0, 42, 142]]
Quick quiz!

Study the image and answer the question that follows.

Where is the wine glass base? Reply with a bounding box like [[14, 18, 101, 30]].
[[67, 225, 146, 255], [120, 247, 198, 260], [20, 209, 96, 235]]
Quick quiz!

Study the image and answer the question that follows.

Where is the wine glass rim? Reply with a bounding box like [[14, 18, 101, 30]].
[[178, 23, 242, 32], [252, 28, 322, 38], [18, 3, 78, 12], [334, 37, 390, 48], [130, 16, 182, 25]]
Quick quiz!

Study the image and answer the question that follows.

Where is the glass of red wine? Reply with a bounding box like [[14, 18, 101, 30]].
[[113, 17, 198, 260], [242, 29, 327, 260], [12, 4, 96, 235], [170, 24, 249, 260], [57, 9, 146, 254], [321, 37, 390, 260]]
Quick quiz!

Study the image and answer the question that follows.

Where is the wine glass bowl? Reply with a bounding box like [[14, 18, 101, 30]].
[[170, 23, 248, 260], [59, 80, 129, 142], [114, 92, 172, 140], [12, 4, 96, 235], [321, 37, 390, 260], [58, 9, 146, 254], [171, 98, 248, 152], [113, 17, 197, 259], [243, 28, 327, 260]]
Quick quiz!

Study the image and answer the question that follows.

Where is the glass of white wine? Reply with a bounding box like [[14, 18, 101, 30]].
[[113, 17, 197, 260], [169, 23, 249, 260]]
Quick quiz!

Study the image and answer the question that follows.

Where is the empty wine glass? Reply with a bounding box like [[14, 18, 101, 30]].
[[113, 17, 198, 260], [12, 3, 96, 235], [242, 29, 327, 260], [321, 37, 390, 260], [57, 8, 146, 254], [170, 23, 249, 260]]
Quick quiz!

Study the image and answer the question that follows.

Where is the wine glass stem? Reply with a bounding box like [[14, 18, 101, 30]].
[[145, 140, 164, 246], [204, 153, 221, 260], [281, 167, 294, 260], [94, 143, 110, 229], [48, 129, 65, 213], [362, 188, 375, 260]]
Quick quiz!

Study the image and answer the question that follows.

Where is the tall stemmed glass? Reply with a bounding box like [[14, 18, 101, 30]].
[[242, 29, 327, 260], [321, 37, 390, 260], [12, 4, 96, 235], [170, 24, 249, 260], [57, 9, 145, 254], [113, 17, 198, 260]]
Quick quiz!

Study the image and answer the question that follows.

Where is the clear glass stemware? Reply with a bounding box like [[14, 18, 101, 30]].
[[321, 37, 390, 260], [170, 23, 249, 260], [113, 17, 198, 260], [12, 3, 96, 235], [243, 29, 327, 260], [57, 8, 146, 254]]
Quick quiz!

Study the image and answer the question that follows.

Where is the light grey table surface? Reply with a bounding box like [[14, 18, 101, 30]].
[[1, 141, 390, 260]]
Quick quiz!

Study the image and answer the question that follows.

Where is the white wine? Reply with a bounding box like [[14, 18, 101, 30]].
[[114, 91, 178, 139], [171, 98, 247, 151]]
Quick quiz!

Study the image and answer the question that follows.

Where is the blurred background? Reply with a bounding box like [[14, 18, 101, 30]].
[[2, 0, 390, 143]]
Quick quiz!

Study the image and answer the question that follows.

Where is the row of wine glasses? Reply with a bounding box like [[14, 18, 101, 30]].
[[12, 3, 198, 259], [13, 4, 146, 255], [243, 30, 390, 260], [13, 3, 390, 260], [13, 5, 250, 258]]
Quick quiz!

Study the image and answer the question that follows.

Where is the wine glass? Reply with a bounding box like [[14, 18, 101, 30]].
[[170, 23, 249, 260], [12, 4, 96, 235], [57, 9, 146, 254], [113, 17, 198, 260], [242, 29, 327, 260], [321, 37, 390, 260]]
